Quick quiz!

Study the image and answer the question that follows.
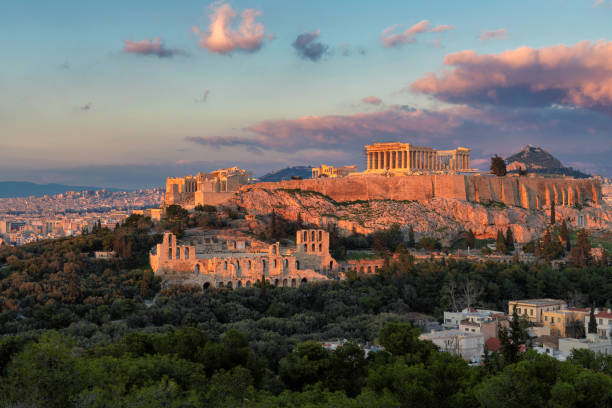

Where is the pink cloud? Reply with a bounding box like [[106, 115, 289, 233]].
[[123, 38, 182, 58], [478, 29, 507, 42], [381, 20, 454, 48], [362, 96, 382, 105], [411, 40, 612, 113], [192, 3, 272, 55]]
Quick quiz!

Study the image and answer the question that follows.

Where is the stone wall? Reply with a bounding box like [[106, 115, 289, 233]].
[[245, 174, 601, 209]]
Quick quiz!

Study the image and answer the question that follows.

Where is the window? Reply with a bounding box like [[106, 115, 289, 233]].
[[311, 244, 315, 251], [557, 318, 561, 323], [168, 248, 172, 259], [318, 244, 322, 252], [304, 244, 307, 251], [517, 307, 521, 314], [185, 248, 189, 260], [318, 231, 322, 241], [311, 231, 315, 241], [599, 319, 603, 325], [545, 316, 548, 321], [175, 248, 180, 259], [530, 309, 533, 316]]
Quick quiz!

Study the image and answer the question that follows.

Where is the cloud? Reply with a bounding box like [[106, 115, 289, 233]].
[[381, 20, 455, 48], [192, 3, 271, 55], [362, 96, 382, 105], [123, 38, 184, 58], [337, 43, 367, 56], [292, 30, 329, 61], [185, 136, 263, 153], [410, 40, 612, 113], [593, 0, 612, 7], [478, 28, 507, 42], [195, 90, 210, 103], [80, 103, 91, 111]]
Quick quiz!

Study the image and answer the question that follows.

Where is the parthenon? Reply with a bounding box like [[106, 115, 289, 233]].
[[365, 142, 471, 173]]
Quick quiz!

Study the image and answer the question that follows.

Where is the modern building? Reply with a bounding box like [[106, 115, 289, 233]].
[[311, 164, 358, 179], [443, 308, 505, 329], [508, 299, 567, 324], [419, 329, 484, 362], [364, 142, 471, 173], [558, 334, 612, 356]]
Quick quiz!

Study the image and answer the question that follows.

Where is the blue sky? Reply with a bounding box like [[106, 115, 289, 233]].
[[1, 0, 612, 188]]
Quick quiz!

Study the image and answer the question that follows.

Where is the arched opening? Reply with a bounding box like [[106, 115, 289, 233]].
[[301, 277, 308, 284], [311, 244, 315, 252], [296, 260, 300, 270], [329, 261, 333, 270], [318, 231, 322, 241], [273, 259, 277, 268], [217, 282, 224, 288], [195, 264, 200, 275], [282, 278, 288, 287], [262, 259, 267, 274], [311, 231, 315, 241], [274, 279, 279, 287], [226, 281, 233, 289], [246, 280, 252, 288], [265, 279, 271, 285], [303, 244, 307, 251], [175, 248, 180, 259], [291, 278, 297, 288], [284, 259, 288, 269], [168, 248, 172, 259], [374, 266, 379, 271], [185, 247, 189, 260], [237, 280, 242, 288], [224, 261, 228, 270], [367, 266, 372, 273], [248, 260, 252, 270], [303, 231, 307, 241], [359, 266, 364, 273], [319, 244, 322, 252], [203, 282, 210, 290], [235, 262, 241, 277]]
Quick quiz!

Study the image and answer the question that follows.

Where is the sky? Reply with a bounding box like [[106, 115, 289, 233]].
[[1, 0, 612, 189]]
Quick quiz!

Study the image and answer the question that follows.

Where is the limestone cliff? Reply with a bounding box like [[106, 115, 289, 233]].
[[233, 188, 612, 244]]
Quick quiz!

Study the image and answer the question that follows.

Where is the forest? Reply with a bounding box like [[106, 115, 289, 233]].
[[0, 214, 611, 407]]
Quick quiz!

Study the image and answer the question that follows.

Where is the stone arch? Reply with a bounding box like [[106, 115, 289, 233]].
[[273, 259, 278, 269], [291, 278, 297, 288], [311, 243, 315, 252], [284, 259, 289, 269], [262, 259, 267, 272], [303, 244, 307, 251], [203, 282, 210, 290], [237, 280, 242, 288], [274, 279, 279, 287], [282, 278, 288, 287], [359, 266, 364, 273], [301, 277, 308, 284], [318, 231, 322, 241], [194, 264, 200, 275], [265, 279, 271, 285], [296, 260, 300, 270], [248, 260, 252, 270], [185, 247, 189, 260], [246, 280, 252, 288], [217, 282, 224, 288], [234, 262, 241, 277], [176, 248, 180, 259], [168, 248, 172, 259], [311, 231, 315, 241], [367, 266, 372, 273], [226, 281, 233, 289], [303, 231, 308, 241], [224, 261, 228, 270]]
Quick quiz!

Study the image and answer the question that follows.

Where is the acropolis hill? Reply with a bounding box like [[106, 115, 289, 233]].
[[163, 142, 610, 243]]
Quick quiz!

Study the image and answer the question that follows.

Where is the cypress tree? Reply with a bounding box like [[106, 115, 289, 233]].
[[550, 201, 556, 225], [466, 229, 476, 249], [505, 226, 514, 250], [408, 225, 415, 248], [588, 307, 598, 334], [496, 230, 507, 254]]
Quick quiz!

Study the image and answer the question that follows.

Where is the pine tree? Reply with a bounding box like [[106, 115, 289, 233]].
[[550, 201, 556, 225], [505, 226, 514, 251], [588, 306, 598, 334], [499, 307, 528, 364], [490, 155, 507, 177]]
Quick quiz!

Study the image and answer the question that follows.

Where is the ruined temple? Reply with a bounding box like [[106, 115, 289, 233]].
[[150, 229, 336, 289]]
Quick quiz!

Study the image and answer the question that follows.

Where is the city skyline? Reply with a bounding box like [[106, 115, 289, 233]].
[[2, 0, 612, 188]]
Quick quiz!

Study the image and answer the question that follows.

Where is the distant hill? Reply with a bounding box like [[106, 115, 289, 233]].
[[505, 145, 590, 178], [0, 181, 123, 198], [258, 166, 313, 182]]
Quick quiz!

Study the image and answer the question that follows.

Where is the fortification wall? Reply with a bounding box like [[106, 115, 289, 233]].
[[245, 174, 601, 209]]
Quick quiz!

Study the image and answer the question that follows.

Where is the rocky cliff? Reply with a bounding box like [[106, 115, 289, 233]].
[[246, 174, 601, 210], [233, 188, 612, 244]]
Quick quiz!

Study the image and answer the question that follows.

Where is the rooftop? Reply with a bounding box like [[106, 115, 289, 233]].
[[510, 299, 566, 306]]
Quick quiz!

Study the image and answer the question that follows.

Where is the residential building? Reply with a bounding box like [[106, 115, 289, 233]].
[[583, 309, 612, 340], [419, 329, 484, 362], [542, 308, 589, 337], [508, 299, 567, 323]]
